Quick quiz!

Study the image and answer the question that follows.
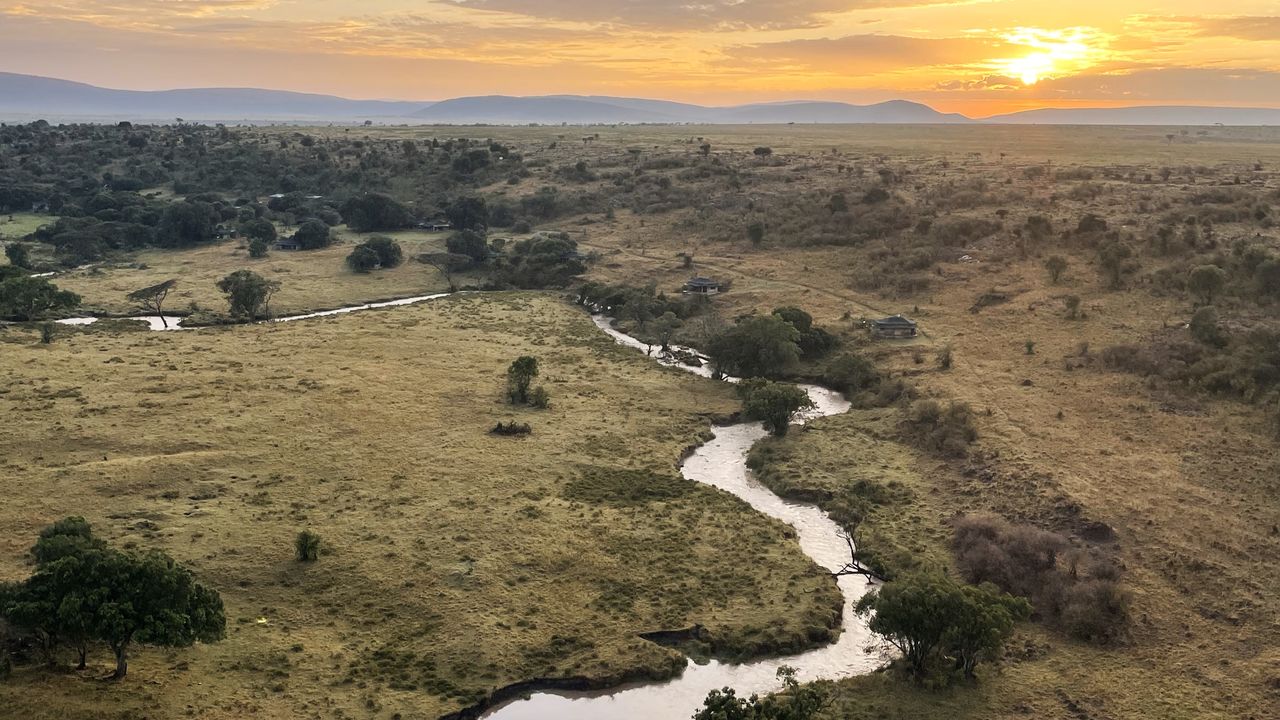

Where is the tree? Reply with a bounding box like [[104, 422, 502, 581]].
[[446, 195, 490, 232], [341, 193, 413, 232], [649, 311, 682, 351], [446, 230, 490, 264], [747, 222, 765, 245], [506, 356, 539, 404], [1097, 241, 1135, 290], [83, 549, 225, 678], [0, 275, 81, 321], [826, 193, 848, 214], [1190, 306, 1225, 346], [855, 572, 1028, 681], [239, 217, 277, 243], [362, 236, 403, 268], [752, 146, 773, 158], [823, 353, 880, 394], [5, 242, 31, 269], [158, 201, 218, 248], [1024, 215, 1053, 243], [216, 270, 280, 319], [1187, 264, 1226, 305], [346, 245, 379, 273], [707, 315, 801, 379], [739, 380, 814, 437], [295, 531, 321, 562], [125, 279, 176, 328], [1044, 255, 1068, 284], [3, 518, 225, 678], [420, 252, 471, 291], [248, 238, 269, 258], [291, 219, 331, 250], [695, 667, 829, 720]]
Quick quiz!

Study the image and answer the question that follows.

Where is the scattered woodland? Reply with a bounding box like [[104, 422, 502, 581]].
[[1, 120, 1278, 719]]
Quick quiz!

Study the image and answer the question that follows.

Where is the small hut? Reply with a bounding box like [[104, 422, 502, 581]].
[[872, 315, 918, 338], [683, 277, 721, 295]]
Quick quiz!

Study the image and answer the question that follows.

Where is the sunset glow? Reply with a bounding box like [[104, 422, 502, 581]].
[[0, 1, 1278, 114]]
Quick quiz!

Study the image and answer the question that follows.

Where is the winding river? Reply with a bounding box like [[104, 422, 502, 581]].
[[54, 294, 880, 718]]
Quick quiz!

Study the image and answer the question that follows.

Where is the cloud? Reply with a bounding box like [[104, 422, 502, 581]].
[[722, 34, 1007, 72], [448, 0, 939, 31], [931, 66, 1280, 105], [1191, 16, 1280, 42]]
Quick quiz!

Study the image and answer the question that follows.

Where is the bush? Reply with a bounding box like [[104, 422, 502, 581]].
[[341, 193, 413, 232], [904, 399, 977, 456], [295, 531, 321, 562], [952, 515, 1128, 644], [248, 238, 269, 258], [291, 219, 331, 250], [528, 386, 550, 409], [822, 353, 880, 394], [506, 356, 539, 405], [707, 315, 801, 379]]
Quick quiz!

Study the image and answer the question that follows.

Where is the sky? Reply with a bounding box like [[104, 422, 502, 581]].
[[1, 1, 1279, 116]]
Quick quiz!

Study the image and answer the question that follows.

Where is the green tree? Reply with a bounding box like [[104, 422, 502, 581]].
[[1044, 255, 1068, 284], [506, 356, 539, 404], [291, 219, 331, 250], [216, 270, 280, 319], [1190, 306, 1225, 346], [1097, 242, 1136, 290], [446, 195, 490, 231], [695, 667, 829, 720], [248, 237, 269, 258], [158, 201, 218, 248], [0, 275, 81, 321], [346, 245, 379, 273], [446, 230, 490, 264], [5, 242, 31, 269], [747, 222, 765, 246], [363, 236, 403, 268], [739, 380, 814, 437], [649, 311, 683, 351], [823, 353, 880, 394], [1024, 215, 1053, 243], [1187, 264, 1226, 305], [341, 193, 414, 232], [239, 218, 277, 243], [772, 306, 813, 333], [855, 572, 1028, 681], [707, 315, 801, 379], [125, 279, 177, 328]]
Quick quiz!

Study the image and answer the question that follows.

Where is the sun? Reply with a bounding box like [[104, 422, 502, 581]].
[[997, 28, 1100, 85]]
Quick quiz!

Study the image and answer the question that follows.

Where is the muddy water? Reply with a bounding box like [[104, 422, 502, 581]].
[[475, 318, 879, 720]]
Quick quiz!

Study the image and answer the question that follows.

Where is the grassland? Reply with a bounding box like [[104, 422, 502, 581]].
[[49, 227, 467, 317], [0, 212, 49, 241], [0, 292, 841, 719], [10, 123, 1280, 719]]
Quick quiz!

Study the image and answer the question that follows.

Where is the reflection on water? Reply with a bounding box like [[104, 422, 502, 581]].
[[479, 318, 878, 720]]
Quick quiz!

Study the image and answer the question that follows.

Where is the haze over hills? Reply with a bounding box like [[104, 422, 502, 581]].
[[3, 72, 1279, 126]]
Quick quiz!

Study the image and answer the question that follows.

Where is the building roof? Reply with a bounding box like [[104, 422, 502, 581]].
[[685, 276, 720, 288], [873, 314, 917, 328]]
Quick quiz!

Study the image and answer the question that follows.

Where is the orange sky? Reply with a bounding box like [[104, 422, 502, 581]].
[[2, 1, 1279, 115]]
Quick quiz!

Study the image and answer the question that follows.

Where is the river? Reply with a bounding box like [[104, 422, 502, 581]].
[[53, 295, 882, 718]]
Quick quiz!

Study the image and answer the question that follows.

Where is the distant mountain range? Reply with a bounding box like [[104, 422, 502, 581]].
[[3, 72, 1280, 126]]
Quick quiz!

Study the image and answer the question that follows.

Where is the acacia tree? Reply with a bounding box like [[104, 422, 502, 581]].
[[126, 279, 177, 328], [216, 270, 280, 319], [506, 356, 539, 404]]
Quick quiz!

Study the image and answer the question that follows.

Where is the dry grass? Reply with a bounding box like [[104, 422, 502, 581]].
[[0, 292, 840, 719], [53, 227, 460, 317]]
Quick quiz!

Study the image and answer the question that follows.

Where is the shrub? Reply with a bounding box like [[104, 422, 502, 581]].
[[823, 353, 880, 394], [506, 356, 539, 404], [952, 515, 1129, 644], [248, 238, 269, 258], [904, 400, 976, 456], [295, 531, 321, 562], [528, 386, 550, 409], [1044, 255, 1068, 283], [291, 219, 331, 250], [346, 245, 380, 273], [490, 421, 532, 436]]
